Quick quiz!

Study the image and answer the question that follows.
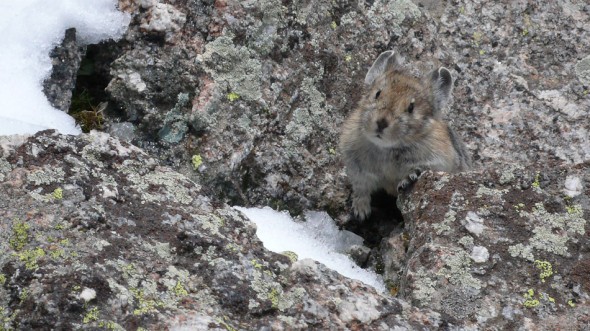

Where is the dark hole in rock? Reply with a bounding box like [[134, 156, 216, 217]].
[[342, 189, 404, 248], [69, 40, 126, 132]]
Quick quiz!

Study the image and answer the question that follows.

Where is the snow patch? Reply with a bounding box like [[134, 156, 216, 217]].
[[0, 0, 130, 135], [234, 206, 386, 293]]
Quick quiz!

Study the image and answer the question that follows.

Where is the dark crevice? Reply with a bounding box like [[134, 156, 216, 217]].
[[69, 40, 127, 132]]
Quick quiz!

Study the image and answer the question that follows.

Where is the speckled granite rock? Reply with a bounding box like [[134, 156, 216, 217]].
[[0, 131, 448, 330], [99, 0, 590, 218], [390, 161, 590, 329]]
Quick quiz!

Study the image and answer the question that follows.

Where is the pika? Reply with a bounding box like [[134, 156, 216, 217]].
[[340, 50, 471, 220]]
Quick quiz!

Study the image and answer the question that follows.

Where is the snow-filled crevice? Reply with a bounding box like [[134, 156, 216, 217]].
[[235, 206, 388, 293]]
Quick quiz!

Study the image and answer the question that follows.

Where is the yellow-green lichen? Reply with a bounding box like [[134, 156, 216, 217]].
[[49, 248, 66, 259], [131, 288, 164, 316], [227, 92, 240, 102], [191, 154, 203, 170], [568, 299, 576, 307], [19, 288, 29, 302], [83, 306, 100, 324], [280, 251, 298, 263], [566, 204, 582, 215], [9, 220, 30, 251], [216, 316, 238, 331], [532, 172, 541, 189], [54, 222, 66, 230], [251, 259, 263, 269], [52, 187, 63, 200], [534, 260, 553, 283], [173, 281, 188, 297], [330, 21, 337, 29], [269, 288, 280, 309], [0, 274, 5, 285], [523, 289, 539, 308], [344, 55, 352, 62], [97, 321, 120, 330], [17, 247, 46, 270]]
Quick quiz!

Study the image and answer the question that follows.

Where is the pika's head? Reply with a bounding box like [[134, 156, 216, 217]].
[[358, 50, 453, 148]]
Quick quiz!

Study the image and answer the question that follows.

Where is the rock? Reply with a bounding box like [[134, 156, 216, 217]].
[[391, 162, 590, 328], [23, 0, 590, 329], [97, 0, 589, 220], [0, 131, 446, 330], [42, 28, 84, 112]]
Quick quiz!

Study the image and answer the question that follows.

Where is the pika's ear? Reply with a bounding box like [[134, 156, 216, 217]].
[[364, 50, 399, 86], [430, 67, 453, 112]]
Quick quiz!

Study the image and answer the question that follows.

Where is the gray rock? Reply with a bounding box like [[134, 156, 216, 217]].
[[42, 28, 84, 112], [101, 0, 589, 219], [392, 162, 590, 328], [0, 131, 445, 330]]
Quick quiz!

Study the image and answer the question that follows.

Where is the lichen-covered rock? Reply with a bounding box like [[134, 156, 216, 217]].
[[391, 161, 589, 329], [99, 0, 590, 220], [0, 131, 448, 330]]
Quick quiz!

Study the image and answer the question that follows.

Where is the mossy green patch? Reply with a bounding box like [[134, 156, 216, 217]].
[[191, 154, 203, 170], [52, 187, 63, 200], [523, 289, 539, 308], [173, 281, 188, 297], [227, 92, 240, 102], [131, 288, 164, 316], [534, 260, 553, 283], [269, 288, 280, 309], [17, 247, 46, 270], [0, 274, 6, 285], [532, 172, 540, 189], [83, 306, 100, 324], [251, 259, 263, 269], [9, 220, 30, 251]]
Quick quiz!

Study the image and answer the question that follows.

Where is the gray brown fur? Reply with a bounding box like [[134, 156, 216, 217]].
[[339, 50, 471, 220]]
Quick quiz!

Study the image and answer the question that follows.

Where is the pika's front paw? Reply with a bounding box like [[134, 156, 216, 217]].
[[352, 195, 372, 221], [397, 168, 423, 194]]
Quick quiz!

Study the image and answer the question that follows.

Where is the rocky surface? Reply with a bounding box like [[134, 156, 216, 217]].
[[3, 0, 589, 329], [391, 162, 590, 329], [1, 131, 446, 330], [98, 0, 590, 218], [43, 28, 84, 112]]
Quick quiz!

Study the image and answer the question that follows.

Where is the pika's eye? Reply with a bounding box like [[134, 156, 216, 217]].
[[407, 99, 415, 113], [375, 90, 381, 99]]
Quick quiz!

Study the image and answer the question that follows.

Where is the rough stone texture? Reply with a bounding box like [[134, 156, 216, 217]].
[[0, 131, 448, 330], [102, 0, 590, 220], [392, 162, 590, 329], [43, 28, 84, 112], [20, 0, 590, 329]]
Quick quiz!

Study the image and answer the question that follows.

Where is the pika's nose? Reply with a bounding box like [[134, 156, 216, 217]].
[[376, 118, 388, 133]]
